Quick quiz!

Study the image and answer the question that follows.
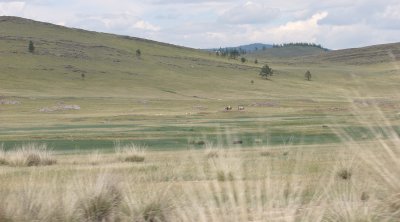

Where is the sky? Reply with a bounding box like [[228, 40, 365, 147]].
[[1, 0, 400, 49]]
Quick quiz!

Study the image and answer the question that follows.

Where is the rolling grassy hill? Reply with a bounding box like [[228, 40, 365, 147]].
[[249, 45, 328, 58], [304, 42, 400, 64], [1, 16, 400, 151]]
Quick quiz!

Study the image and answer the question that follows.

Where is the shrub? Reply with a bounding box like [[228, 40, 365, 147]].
[[204, 142, 221, 159], [217, 171, 234, 182], [75, 178, 122, 222], [88, 151, 102, 165], [141, 201, 167, 222], [6, 143, 56, 167], [337, 168, 352, 180], [115, 142, 146, 163], [260, 151, 271, 157], [0, 145, 6, 165], [125, 155, 145, 162], [0, 205, 12, 222]]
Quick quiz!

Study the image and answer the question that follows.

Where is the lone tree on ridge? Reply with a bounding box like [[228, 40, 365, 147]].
[[305, 70, 312, 81], [259, 64, 273, 79], [28, 40, 35, 53]]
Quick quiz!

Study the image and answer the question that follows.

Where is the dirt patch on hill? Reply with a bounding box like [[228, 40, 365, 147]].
[[0, 99, 20, 105], [39, 104, 80, 112], [353, 99, 398, 108], [249, 101, 279, 107]]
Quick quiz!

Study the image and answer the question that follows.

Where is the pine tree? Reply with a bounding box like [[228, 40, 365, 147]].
[[28, 40, 35, 53], [259, 64, 273, 79], [305, 70, 312, 81]]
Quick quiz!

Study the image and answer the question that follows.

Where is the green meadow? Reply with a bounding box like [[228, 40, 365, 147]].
[[1, 16, 399, 152], [2, 16, 400, 222]]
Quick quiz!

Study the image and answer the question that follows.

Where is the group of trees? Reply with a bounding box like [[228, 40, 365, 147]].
[[215, 47, 246, 59], [272, 42, 327, 50]]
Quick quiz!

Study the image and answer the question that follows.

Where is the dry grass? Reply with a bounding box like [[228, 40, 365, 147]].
[[2, 110, 400, 221], [0, 142, 394, 221], [74, 174, 123, 222], [0, 144, 7, 165], [1, 143, 56, 167], [115, 142, 146, 163]]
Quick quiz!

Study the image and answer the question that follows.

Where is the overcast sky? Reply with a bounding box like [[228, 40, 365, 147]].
[[1, 0, 400, 49]]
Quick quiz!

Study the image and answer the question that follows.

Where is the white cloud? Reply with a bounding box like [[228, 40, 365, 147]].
[[134, 20, 160, 31], [246, 12, 328, 44], [0, 0, 399, 49], [0, 1, 25, 15], [381, 4, 400, 20], [219, 1, 280, 24]]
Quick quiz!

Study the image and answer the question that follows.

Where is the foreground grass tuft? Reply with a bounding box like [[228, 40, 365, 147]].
[[3, 143, 56, 167], [0, 145, 6, 165], [337, 168, 352, 180], [75, 175, 123, 222], [0, 206, 12, 222], [115, 143, 146, 163]]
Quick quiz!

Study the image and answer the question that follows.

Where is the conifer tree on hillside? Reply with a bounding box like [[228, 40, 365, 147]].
[[305, 70, 312, 81], [259, 64, 273, 79], [28, 40, 35, 53]]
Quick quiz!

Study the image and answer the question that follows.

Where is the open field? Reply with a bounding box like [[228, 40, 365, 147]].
[[1, 17, 400, 151], [2, 16, 400, 221], [1, 135, 400, 221]]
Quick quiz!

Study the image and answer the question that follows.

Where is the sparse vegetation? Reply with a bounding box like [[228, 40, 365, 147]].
[[2, 15, 400, 222], [241, 57, 246, 63], [115, 142, 146, 162], [1, 143, 56, 167], [75, 177, 122, 222]]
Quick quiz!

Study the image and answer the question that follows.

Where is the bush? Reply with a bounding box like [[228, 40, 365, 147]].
[[5, 143, 56, 167], [0, 145, 6, 165], [337, 168, 352, 180], [141, 201, 167, 222], [115, 142, 146, 163], [217, 171, 234, 182], [75, 177, 122, 222]]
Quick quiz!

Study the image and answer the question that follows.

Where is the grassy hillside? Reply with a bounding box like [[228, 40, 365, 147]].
[[303, 42, 400, 64], [248, 45, 327, 58], [1, 16, 400, 150]]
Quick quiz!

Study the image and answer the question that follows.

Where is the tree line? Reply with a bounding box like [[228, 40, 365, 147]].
[[272, 42, 328, 50]]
